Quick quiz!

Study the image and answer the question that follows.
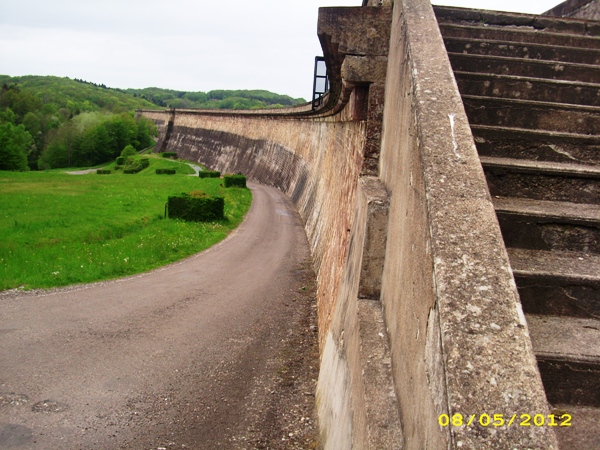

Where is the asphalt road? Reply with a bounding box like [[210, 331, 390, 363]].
[[0, 183, 319, 449]]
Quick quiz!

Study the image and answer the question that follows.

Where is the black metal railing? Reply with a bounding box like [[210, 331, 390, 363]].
[[312, 56, 329, 110]]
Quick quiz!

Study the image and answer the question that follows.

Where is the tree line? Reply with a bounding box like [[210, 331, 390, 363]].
[[0, 75, 307, 171], [0, 82, 157, 171], [125, 87, 306, 110]]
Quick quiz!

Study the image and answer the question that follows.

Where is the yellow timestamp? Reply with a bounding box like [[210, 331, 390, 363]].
[[438, 413, 572, 428]]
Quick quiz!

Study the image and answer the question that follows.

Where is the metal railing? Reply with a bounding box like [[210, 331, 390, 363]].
[[312, 56, 329, 110]]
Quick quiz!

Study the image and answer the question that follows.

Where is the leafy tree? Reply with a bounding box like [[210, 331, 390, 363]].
[[0, 75, 303, 169], [184, 92, 208, 103], [135, 116, 158, 149], [0, 84, 42, 123], [106, 114, 136, 157], [74, 125, 111, 166], [22, 112, 43, 168], [121, 144, 137, 157], [0, 122, 33, 171], [0, 107, 16, 124], [38, 121, 77, 169], [38, 141, 69, 169]]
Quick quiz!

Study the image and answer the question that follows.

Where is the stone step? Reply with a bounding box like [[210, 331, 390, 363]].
[[527, 314, 600, 406], [471, 125, 600, 165], [436, 6, 600, 444], [434, 5, 600, 38], [454, 73, 600, 107], [551, 405, 600, 450], [438, 22, 600, 49], [507, 247, 600, 318], [494, 196, 600, 253], [463, 95, 600, 135], [448, 53, 600, 83], [444, 37, 600, 65], [482, 156, 600, 204]]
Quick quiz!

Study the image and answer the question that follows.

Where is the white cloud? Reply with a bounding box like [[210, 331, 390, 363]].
[[0, 0, 568, 98]]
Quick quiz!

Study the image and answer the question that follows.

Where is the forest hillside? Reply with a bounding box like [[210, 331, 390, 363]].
[[0, 75, 306, 171]]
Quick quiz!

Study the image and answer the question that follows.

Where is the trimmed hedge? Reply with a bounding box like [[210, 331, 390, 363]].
[[96, 169, 111, 175], [199, 170, 221, 178], [116, 156, 125, 165], [224, 174, 247, 188], [167, 193, 224, 222], [156, 168, 176, 175], [161, 152, 178, 159], [123, 158, 150, 174]]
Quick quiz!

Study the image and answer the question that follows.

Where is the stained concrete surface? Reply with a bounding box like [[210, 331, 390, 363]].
[[0, 183, 319, 449]]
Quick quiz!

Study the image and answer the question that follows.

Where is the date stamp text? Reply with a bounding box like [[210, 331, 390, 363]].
[[438, 413, 572, 428]]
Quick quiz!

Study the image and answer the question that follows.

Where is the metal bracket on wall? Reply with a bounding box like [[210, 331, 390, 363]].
[[312, 56, 329, 111]]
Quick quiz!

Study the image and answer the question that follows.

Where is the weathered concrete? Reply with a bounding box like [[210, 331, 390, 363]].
[[545, 0, 600, 20], [439, 2, 600, 447], [141, 110, 366, 350], [377, 1, 556, 448], [138, 1, 571, 448], [316, 176, 401, 449], [142, 10, 400, 447]]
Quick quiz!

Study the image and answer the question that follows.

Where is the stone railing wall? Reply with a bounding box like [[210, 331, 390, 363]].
[[140, 1, 558, 447], [374, 0, 557, 448]]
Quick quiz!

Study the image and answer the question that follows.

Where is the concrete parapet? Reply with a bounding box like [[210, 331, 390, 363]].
[[318, 7, 391, 175], [378, 0, 558, 447], [140, 1, 563, 447]]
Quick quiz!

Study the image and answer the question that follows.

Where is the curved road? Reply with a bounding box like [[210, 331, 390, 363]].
[[0, 184, 318, 449]]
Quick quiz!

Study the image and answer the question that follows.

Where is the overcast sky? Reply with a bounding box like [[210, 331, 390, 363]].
[[0, 0, 564, 100]]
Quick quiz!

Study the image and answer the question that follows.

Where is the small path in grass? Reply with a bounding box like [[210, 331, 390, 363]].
[[186, 162, 203, 176], [65, 161, 203, 176], [0, 183, 320, 449], [65, 168, 97, 175]]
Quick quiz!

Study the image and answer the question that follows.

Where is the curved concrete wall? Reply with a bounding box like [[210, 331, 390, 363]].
[[140, 1, 559, 447], [141, 107, 366, 348]]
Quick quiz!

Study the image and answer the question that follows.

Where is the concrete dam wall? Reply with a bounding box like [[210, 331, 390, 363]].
[[138, 0, 583, 447], [142, 109, 367, 347]]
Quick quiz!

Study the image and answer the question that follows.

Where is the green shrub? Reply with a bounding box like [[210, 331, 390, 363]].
[[123, 157, 150, 174], [121, 145, 137, 157], [167, 192, 224, 222], [116, 156, 125, 165], [96, 169, 111, 175], [224, 174, 247, 188], [156, 168, 176, 175], [199, 170, 221, 178], [161, 152, 178, 159]]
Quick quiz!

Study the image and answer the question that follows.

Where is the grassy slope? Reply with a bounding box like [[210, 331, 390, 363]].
[[0, 157, 251, 290]]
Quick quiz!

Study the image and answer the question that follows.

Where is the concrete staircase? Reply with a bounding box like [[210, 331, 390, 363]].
[[435, 6, 600, 448]]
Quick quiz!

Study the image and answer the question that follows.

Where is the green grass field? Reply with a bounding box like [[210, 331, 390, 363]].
[[0, 156, 251, 291]]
